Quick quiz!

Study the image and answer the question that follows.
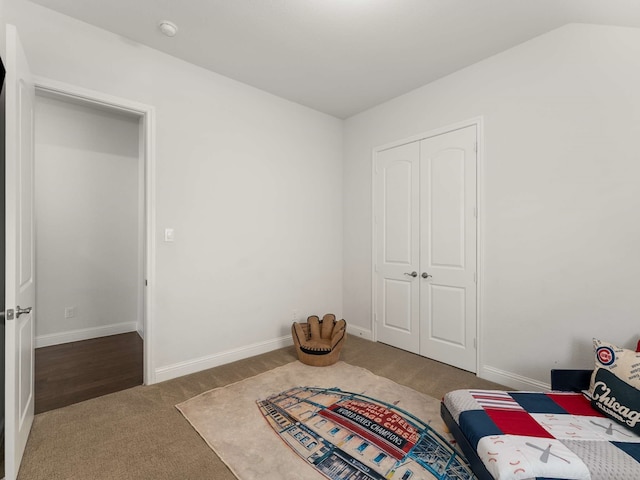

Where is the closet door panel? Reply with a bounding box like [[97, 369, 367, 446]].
[[375, 142, 420, 354], [429, 149, 466, 269], [428, 285, 466, 346], [382, 160, 414, 265], [419, 126, 477, 372]]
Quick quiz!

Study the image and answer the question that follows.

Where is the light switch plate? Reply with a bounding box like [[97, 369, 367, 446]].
[[164, 228, 175, 242]]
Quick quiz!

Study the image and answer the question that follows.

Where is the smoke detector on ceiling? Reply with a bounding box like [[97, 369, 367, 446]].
[[158, 21, 178, 37]]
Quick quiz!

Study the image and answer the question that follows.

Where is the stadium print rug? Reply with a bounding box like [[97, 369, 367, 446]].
[[176, 361, 475, 480]]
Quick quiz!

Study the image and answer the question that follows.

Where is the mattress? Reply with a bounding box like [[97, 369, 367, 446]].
[[443, 389, 640, 480]]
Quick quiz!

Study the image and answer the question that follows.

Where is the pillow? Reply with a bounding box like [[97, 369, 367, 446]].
[[587, 339, 640, 434]]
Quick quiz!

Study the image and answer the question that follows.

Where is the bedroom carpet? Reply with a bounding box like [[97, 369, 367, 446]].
[[17, 336, 505, 480]]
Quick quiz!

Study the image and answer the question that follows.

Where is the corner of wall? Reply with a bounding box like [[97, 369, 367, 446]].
[[346, 324, 373, 341]]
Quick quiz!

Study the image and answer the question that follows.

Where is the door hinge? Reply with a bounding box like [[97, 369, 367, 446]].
[[473, 206, 477, 218], [144, 279, 148, 286], [473, 272, 477, 283], [474, 142, 478, 153], [473, 338, 477, 349]]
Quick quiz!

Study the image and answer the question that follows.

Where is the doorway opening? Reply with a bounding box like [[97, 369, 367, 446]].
[[31, 79, 155, 412], [33, 92, 142, 412]]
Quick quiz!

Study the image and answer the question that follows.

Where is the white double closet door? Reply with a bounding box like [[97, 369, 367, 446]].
[[374, 125, 477, 372]]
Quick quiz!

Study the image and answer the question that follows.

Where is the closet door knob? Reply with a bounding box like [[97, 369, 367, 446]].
[[421, 272, 432, 279], [404, 271, 418, 278], [15, 305, 32, 317]]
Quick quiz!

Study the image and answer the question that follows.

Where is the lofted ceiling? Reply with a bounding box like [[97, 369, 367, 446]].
[[27, 0, 640, 118]]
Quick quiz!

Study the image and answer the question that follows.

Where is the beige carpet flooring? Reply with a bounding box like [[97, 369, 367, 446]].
[[17, 336, 506, 480]]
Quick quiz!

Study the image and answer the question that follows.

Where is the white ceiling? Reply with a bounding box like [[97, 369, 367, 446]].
[[27, 0, 640, 118]]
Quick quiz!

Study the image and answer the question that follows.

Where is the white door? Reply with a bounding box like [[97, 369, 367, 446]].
[[374, 125, 477, 371], [419, 126, 477, 372], [375, 141, 420, 353], [4, 24, 36, 480]]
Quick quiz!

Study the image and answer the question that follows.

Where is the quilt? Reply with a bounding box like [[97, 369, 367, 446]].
[[443, 389, 640, 480]]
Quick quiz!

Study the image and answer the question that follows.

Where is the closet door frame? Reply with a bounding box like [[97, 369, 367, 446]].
[[371, 116, 484, 374]]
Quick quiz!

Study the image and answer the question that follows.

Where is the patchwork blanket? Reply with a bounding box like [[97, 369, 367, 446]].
[[443, 389, 640, 480]]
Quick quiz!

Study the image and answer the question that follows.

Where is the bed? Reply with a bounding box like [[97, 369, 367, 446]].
[[441, 348, 640, 480]]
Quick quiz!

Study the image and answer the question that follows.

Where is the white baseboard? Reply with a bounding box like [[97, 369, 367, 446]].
[[480, 365, 550, 391], [154, 335, 294, 383], [35, 322, 138, 348], [347, 324, 373, 341]]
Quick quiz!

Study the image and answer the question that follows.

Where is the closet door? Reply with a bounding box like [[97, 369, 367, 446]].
[[419, 126, 477, 372], [374, 142, 420, 354]]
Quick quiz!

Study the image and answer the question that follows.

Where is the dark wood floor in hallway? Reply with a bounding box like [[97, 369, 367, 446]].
[[35, 332, 143, 414]]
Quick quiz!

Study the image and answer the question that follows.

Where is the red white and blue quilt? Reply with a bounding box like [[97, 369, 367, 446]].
[[443, 389, 640, 480]]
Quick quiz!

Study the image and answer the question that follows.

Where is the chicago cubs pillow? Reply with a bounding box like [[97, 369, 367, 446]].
[[587, 339, 640, 434]]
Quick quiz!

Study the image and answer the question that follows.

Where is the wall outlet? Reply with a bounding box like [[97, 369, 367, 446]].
[[64, 306, 77, 319], [291, 309, 299, 321]]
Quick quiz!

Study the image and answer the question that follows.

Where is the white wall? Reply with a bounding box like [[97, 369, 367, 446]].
[[15, 2, 638, 390], [344, 24, 640, 388], [7, 0, 343, 381], [34, 95, 141, 347]]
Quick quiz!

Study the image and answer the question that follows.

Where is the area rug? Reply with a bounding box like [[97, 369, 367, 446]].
[[176, 361, 475, 480]]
